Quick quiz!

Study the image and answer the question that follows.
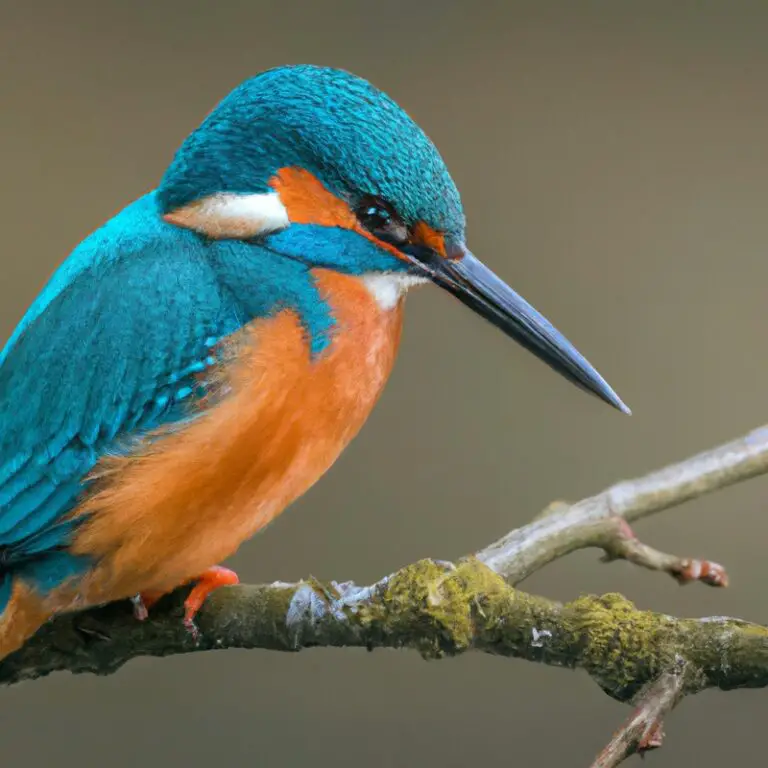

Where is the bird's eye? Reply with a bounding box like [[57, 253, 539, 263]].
[[355, 197, 409, 246]]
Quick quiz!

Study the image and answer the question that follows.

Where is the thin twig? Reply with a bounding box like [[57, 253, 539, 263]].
[[591, 662, 689, 768], [476, 424, 768, 583], [600, 518, 728, 587]]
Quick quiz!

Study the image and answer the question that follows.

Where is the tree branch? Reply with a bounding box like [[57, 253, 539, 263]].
[[476, 424, 768, 582], [4, 559, 768, 698], [4, 425, 768, 766]]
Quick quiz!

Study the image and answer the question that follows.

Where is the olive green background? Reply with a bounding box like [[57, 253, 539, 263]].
[[2, 1, 767, 765]]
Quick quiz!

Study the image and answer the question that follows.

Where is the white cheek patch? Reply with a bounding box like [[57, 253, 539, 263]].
[[163, 192, 290, 239], [362, 273, 428, 310]]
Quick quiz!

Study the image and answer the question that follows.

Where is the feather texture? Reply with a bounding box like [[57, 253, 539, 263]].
[[0, 192, 341, 604]]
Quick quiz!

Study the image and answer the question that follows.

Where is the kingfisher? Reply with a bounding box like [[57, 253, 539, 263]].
[[0, 65, 628, 659]]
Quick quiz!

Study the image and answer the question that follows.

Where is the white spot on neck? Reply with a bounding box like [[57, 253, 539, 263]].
[[163, 191, 290, 239], [362, 273, 427, 310], [213, 192, 290, 229]]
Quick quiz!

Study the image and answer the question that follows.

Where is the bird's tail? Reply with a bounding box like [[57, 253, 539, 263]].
[[0, 578, 52, 661], [0, 525, 91, 660]]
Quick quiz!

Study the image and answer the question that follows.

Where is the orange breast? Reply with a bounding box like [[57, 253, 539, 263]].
[[62, 269, 404, 608]]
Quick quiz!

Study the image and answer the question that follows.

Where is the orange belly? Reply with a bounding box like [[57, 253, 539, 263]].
[[49, 268, 403, 611]]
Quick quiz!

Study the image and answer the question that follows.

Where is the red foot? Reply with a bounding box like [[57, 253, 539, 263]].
[[130, 566, 240, 638], [183, 566, 240, 637]]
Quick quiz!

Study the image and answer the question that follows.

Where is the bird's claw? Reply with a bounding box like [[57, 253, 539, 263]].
[[181, 565, 240, 638], [130, 594, 149, 621], [183, 616, 201, 642], [129, 565, 239, 641]]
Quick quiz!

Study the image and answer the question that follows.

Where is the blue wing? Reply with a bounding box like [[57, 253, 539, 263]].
[[0, 193, 338, 606], [0, 194, 248, 597]]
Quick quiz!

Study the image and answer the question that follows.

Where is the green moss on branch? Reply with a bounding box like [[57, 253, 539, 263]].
[[3, 557, 766, 702]]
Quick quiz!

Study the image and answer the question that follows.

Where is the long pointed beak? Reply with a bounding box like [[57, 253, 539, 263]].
[[415, 246, 630, 414]]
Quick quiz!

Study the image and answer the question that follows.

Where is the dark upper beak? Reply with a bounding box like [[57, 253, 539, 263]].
[[408, 244, 630, 415]]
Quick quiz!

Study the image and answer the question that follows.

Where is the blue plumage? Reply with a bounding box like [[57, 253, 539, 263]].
[[0, 66, 471, 614], [158, 65, 466, 241], [0, 65, 629, 660], [0, 186, 407, 608]]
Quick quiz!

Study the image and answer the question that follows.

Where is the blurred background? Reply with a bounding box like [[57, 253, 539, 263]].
[[2, 1, 768, 765]]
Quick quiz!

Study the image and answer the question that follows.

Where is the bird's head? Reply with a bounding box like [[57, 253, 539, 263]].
[[158, 65, 628, 414]]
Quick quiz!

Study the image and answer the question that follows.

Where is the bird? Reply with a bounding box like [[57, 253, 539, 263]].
[[0, 64, 629, 660]]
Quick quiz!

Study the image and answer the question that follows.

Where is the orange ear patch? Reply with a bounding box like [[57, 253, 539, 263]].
[[269, 168, 407, 261], [273, 167, 448, 262], [269, 167, 357, 229]]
